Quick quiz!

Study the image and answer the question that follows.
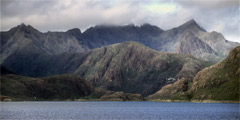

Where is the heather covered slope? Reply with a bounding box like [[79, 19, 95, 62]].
[[2, 42, 209, 96], [148, 46, 240, 101], [189, 46, 240, 100]]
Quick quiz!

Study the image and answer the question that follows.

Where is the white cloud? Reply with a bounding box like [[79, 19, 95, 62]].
[[143, 3, 177, 14]]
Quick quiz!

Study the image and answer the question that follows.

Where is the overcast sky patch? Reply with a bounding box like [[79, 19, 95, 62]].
[[1, 0, 239, 42]]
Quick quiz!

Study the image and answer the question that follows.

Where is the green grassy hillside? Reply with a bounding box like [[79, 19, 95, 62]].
[[148, 46, 240, 101]]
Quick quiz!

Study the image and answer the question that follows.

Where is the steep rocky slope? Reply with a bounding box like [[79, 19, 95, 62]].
[[2, 42, 209, 96], [149, 46, 240, 101], [150, 20, 239, 62], [0, 24, 85, 63]]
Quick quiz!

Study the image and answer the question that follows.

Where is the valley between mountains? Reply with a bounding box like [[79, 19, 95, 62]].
[[1, 20, 239, 102]]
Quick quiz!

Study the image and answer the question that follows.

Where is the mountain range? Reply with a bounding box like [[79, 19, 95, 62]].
[[1, 19, 239, 64], [1, 19, 239, 101]]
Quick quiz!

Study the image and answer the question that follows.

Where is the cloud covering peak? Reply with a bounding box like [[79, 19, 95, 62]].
[[1, 0, 239, 42]]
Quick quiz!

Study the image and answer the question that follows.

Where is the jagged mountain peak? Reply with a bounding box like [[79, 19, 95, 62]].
[[140, 23, 164, 32], [17, 23, 30, 29], [14, 23, 40, 33], [182, 19, 198, 26], [20, 23, 26, 27], [178, 19, 206, 32], [141, 23, 152, 26], [186, 19, 197, 24], [141, 23, 158, 28], [67, 28, 82, 36], [67, 28, 81, 33], [94, 24, 125, 28]]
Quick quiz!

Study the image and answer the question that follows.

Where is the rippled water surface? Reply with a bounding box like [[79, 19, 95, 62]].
[[1, 101, 239, 120]]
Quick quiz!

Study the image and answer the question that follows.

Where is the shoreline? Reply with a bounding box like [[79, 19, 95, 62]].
[[1, 99, 239, 103], [148, 99, 240, 103]]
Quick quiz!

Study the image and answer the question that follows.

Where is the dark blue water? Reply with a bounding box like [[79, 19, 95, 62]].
[[0, 101, 239, 120]]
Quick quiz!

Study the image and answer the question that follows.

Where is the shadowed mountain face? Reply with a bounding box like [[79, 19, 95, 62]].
[[148, 46, 240, 101], [2, 42, 209, 96], [1, 20, 239, 64], [1, 74, 93, 101]]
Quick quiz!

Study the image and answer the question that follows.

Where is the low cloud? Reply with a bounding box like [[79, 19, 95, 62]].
[[1, 0, 239, 42]]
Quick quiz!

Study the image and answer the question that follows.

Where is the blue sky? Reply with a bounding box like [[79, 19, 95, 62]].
[[1, 0, 239, 42]]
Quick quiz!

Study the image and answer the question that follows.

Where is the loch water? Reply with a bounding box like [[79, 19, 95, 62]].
[[1, 101, 239, 120]]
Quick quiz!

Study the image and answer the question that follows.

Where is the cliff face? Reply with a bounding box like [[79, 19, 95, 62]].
[[148, 46, 240, 101]]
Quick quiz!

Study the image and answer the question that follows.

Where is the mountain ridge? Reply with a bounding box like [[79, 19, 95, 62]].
[[1, 19, 239, 63]]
